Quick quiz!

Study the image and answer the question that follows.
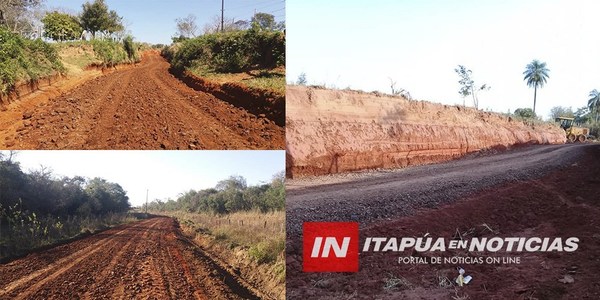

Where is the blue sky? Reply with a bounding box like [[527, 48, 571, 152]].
[[287, 0, 600, 119], [9, 150, 284, 206], [44, 0, 285, 44]]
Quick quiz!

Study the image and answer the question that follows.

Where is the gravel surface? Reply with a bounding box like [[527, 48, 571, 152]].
[[1, 52, 283, 150], [0, 217, 259, 299], [286, 144, 590, 236]]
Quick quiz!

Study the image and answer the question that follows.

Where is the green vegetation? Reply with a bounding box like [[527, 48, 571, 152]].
[[549, 106, 574, 119], [523, 59, 550, 114], [454, 65, 489, 109], [588, 89, 600, 123], [0, 0, 136, 95], [0, 27, 64, 94], [147, 173, 284, 214], [244, 70, 285, 95], [0, 152, 132, 260], [90, 38, 139, 67], [163, 14, 285, 96], [0, 0, 44, 35], [147, 172, 285, 287], [42, 11, 83, 41], [54, 41, 98, 70], [80, 0, 124, 39], [549, 90, 600, 138], [513, 107, 537, 120], [167, 29, 285, 73], [160, 210, 285, 287]]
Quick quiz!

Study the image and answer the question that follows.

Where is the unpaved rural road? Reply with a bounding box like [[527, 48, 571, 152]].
[[286, 143, 600, 299], [0, 52, 283, 150], [286, 144, 590, 235], [0, 217, 259, 299]]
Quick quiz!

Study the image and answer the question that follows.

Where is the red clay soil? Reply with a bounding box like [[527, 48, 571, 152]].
[[286, 145, 600, 299], [0, 52, 283, 150], [174, 71, 285, 127], [0, 217, 261, 300], [286, 86, 565, 178]]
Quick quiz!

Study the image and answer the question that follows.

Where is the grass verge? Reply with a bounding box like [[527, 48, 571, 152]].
[[156, 210, 285, 300], [189, 66, 285, 97], [0, 27, 64, 94]]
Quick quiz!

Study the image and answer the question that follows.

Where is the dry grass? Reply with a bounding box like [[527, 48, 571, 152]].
[[168, 210, 284, 249], [190, 66, 285, 97], [155, 210, 285, 299], [55, 42, 100, 75]]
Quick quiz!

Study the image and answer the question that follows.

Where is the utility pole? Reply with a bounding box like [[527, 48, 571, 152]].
[[145, 189, 148, 214], [221, 0, 224, 32]]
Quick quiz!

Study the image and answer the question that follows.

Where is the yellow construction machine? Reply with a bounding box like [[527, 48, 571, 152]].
[[555, 117, 589, 142]]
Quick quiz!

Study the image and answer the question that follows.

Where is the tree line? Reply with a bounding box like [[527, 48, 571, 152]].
[[0, 0, 125, 41], [146, 173, 285, 214], [0, 152, 130, 218], [42, 0, 124, 41]]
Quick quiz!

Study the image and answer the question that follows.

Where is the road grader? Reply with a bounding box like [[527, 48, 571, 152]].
[[555, 117, 589, 142]]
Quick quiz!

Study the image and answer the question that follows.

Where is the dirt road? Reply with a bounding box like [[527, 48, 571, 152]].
[[0, 52, 284, 150], [286, 144, 600, 299], [0, 217, 260, 299]]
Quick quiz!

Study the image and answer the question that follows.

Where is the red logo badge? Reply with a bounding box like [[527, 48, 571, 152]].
[[303, 222, 359, 272]]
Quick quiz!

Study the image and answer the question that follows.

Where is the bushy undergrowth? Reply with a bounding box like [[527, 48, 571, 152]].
[[163, 29, 285, 73], [588, 123, 600, 138], [147, 174, 284, 214], [0, 200, 136, 260], [91, 38, 139, 67], [162, 210, 285, 281], [0, 27, 64, 94]]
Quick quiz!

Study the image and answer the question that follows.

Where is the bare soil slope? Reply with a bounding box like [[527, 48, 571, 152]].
[[286, 86, 565, 177], [0, 217, 261, 300], [1, 52, 283, 150]]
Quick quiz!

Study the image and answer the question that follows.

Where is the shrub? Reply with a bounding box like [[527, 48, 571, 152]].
[[0, 28, 64, 94], [122, 35, 137, 61], [588, 123, 600, 138], [248, 238, 284, 264], [90, 38, 140, 67], [167, 28, 285, 73]]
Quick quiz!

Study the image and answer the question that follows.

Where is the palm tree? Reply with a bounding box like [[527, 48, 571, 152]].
[[588, 89, 600, 123], [523, 60, 550, 114]]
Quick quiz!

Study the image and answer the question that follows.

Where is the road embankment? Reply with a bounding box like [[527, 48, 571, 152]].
[[286, 86, 566, 177]]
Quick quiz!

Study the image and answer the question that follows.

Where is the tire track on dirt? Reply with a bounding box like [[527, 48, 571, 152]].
[[2, 52, 284, 150], [0, 217, 258, 299], [146, 64, 253, 149], [81, 217, 160, 299], [4, 219, 155, 299]]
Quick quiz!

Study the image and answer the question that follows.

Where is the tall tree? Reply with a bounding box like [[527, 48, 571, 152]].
[[549, 106, 574, 120], [523, 60, 550, 114], [175, 14, 198, 38], [588, 89, 600, 123], [454, 65, 489, 109], [0, 0, 44, 34], [80, 0, 122, 39], [251, 12, 275, 30], [574, 106, 591, 125], [42, 11, 82, 41]]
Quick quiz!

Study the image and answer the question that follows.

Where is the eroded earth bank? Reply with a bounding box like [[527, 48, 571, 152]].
[[0, 52, 284, 150], [286, 86, 565, 177]]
